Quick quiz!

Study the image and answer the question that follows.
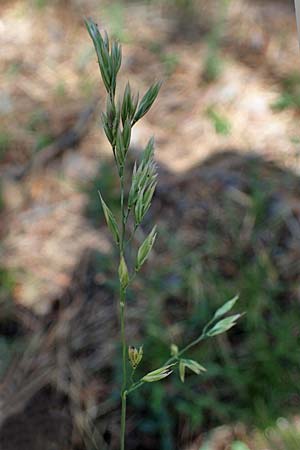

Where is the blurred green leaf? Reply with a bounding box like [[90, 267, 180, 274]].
[[231, 441, 250, 450], [206, 107, 231, 135]]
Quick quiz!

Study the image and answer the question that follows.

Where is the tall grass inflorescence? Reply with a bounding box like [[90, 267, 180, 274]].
[[85, 19, 241, 450]]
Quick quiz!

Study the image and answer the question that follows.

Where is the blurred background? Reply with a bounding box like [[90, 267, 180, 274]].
[[1, 0, 300, 449]]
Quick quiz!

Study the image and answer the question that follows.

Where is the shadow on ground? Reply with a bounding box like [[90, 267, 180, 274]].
[[1, 149, 300, 450]]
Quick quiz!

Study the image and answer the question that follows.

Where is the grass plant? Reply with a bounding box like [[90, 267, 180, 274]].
[[85, 19, 240, 449]]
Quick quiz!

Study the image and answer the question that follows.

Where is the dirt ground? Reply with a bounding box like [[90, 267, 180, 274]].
[[1, 0, 299, 309]]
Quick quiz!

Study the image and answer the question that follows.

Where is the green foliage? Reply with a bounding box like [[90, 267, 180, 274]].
[[0, 268, 23, 377], [206, 107, 231, 135], [0, 335, 22, 378], [199, 441, 250, 450], [0, 267, 16, 302], [103, 1, 129, 43], [231, 442, 250, 450], [161, 52, 179, 77], [0, 184, 3, 212], [170, 0, 193, 8], [134, 0, 194, 8], [54, 81, 66, 97], [201, 0, 229, 84], [202, 31, 224, 84], [25, 109, 53, 152], [79, 78, 96, 98], [31, 0, 48, 9], [26, 109, 49, 132], [148, 43, 180, 77], [0, 129, 11, 161], [34, 133, 53, 152], [6, 61, 22, 78], [119, 163, 300, 448], [272, 72, 300, 111], [263, 418, 300, 450]]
